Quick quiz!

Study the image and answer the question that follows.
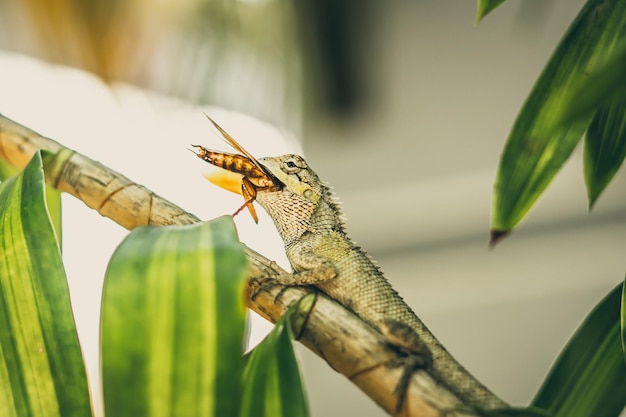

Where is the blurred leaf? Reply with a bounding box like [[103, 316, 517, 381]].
[[491, 0, 626, 242], [622, 280, 626, 363], [101, 216, 248, 417], [547, 43, 626, 129], [239, 294, 314, 417], [0, 151, 91, 417], [583, 99, 626, 208], [532, 284, 626, 417], [475, 0, 508, 24], [0, 158, 16, 180], [468, 406, 549, 417]]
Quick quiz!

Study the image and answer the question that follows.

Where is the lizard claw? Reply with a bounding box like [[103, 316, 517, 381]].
[[249, 276, 313, 306], [249, 277, 282, 301], [390, 354, 431, 413], [271, 284, 298, 304]]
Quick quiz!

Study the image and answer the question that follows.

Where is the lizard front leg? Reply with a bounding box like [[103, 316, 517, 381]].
[[250, 244, 338, 301]]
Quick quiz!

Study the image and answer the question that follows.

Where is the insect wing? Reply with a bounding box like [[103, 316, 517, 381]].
[[204, 114, 273, 179], [204, 171, 244, 195]]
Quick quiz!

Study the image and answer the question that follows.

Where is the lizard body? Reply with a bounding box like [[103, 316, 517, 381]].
[[254, 154, 506, 412]]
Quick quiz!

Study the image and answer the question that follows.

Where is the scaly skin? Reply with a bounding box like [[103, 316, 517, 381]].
[[254, 154, 506, 412]]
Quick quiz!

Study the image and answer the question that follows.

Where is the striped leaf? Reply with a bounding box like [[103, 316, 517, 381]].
[[40, 152, 62, 247], [491, 0, 626, 242], [583, 99, 626, 208], [531, 284, 626, 417], [101, 216, 248, 417], [0, 151, 91, 417], [622, 280, 626, 364], [239, 294, 313, 417], [620, 281, 626, 361], [547, 44, 626, 129], [468, 406, 548, 417], [0, 155, 61, 245]]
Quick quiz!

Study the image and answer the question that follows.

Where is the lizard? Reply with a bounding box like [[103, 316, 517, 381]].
[[193, 118, 507, 414]]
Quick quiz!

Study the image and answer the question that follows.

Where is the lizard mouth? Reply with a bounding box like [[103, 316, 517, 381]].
[[257, 161, 284, 191], [197, 114, 285, 192], [193, 114, 284, 222], [202, 159, 283, 194], [198, 150, 284, 195], [201, 158, 282, 224]]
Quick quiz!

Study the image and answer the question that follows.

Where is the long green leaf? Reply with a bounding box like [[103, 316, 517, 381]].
[[583, 99, 626, 208], [469, 406, 549, 417], [0, 152, 91, 417], [1, 156, 62, 247], [491, 0, 626, 241], [101, 216, 248, 417], [531, 284, 626, 417], [621, 280, 626, 363], [549, 44, 626, 129], [40, 152, 62, 247], [0, 158, 16, 181], [239, 294, 313, 417], [475, 0, 508, 24]]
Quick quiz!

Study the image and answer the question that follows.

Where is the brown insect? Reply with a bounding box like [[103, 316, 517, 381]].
[[191, 115, 280, 223]]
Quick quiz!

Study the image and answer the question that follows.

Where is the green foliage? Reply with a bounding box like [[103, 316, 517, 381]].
[[0, 154, 310, 417], [0, 156, 61, 245], [622, 281, 626, 363], [482, 2, 626, 415], [532, 284, 626, 417], [583, 99, 626, 208], [101, 216, 311, 417], [101, 217, 249, 417], [547, 45, 626, 130], [0, 152, 91, 417], [475, 0, 508, 24], [239, 294, 313, 417], [491, 0, 626, 239], [534, 43, 626, 208], [468, 406, 549, 417], [40, 152, 62, 246]]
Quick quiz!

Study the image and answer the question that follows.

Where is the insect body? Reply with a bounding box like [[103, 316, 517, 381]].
[[192, 115, 281, 222]]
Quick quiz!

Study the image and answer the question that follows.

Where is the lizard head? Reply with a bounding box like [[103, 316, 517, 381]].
[[257, 154, 324, 204], [253, 154, 344, 244]]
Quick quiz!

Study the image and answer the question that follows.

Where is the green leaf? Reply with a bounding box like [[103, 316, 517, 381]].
[[621, 280, 626, 363], [0, 158, 16, 181], [583, 99, 626, 208], [1, 156, 63, 247], [40, 152, 62, 247], [0, 152, 91, 417], [531, 284, 626, 417], [491, 0, 626, 241], [239, 294, 313, 417], [475, 0, 508, 24], [101, 216, 248, 417], [549, 44, 626, 129], [466, 406, 549, 417]]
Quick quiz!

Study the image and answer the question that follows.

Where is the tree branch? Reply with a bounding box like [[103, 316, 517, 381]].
[[0, 113, 501, 417]]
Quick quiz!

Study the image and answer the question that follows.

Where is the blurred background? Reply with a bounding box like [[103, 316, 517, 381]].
[[1, 0, 625, 416]]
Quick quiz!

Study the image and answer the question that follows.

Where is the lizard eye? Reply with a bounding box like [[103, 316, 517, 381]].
[[282, 157, 303, 173]]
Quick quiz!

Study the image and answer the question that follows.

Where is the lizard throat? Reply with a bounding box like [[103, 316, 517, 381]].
[[256, 190, 317, 247]]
